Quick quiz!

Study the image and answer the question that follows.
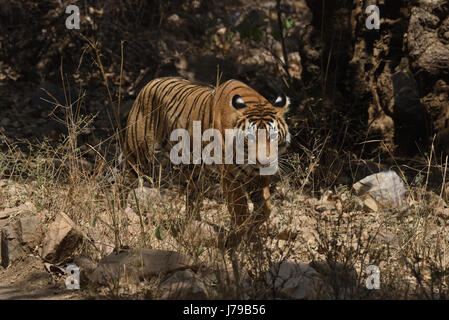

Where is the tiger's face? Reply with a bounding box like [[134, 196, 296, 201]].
[[214, 80, 290, 170]]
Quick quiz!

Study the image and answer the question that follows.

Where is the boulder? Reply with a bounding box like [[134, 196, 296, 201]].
[[18, 214, 42, 247], [352, 170, 407, 211], [0, 205, 42, 267], [0, 222, 25, 267], [40, 212, 84, 263], [90, 249, 197, 285], [267, 260, 324, 299]]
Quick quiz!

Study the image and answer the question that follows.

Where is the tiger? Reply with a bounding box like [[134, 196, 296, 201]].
[[124, 77, 290, 247]]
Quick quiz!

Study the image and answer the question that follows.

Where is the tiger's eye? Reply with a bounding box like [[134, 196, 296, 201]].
[[232, 95, 247, 109], [273, 95, 286, 108]]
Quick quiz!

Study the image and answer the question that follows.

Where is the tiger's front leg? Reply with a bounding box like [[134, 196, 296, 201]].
[[247, 176, 272, 240], [222, 173, 251, 248]]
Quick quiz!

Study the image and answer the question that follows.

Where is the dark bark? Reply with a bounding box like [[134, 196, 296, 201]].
[[305, 0, 449, 157]]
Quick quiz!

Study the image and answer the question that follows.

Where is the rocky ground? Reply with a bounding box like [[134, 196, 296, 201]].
[[1, 167, 449, 299]]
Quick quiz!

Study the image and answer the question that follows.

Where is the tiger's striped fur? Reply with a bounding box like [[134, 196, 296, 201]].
[[125, 77, 290, 246]]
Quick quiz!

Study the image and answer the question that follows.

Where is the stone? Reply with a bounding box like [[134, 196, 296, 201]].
[[159, 269, 209, 299], [1, 222, 25, 267], [267, 260, 324, 299], [90, 249, 197, 285], [40, 212, 84, 263], [18, 214, 42, 247], [0, 209, 43, 267], [362, 196, 379, 212], [352, 170, 407, 211]]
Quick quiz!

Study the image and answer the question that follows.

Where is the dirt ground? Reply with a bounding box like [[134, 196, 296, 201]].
[[0, 256, 82, 299]]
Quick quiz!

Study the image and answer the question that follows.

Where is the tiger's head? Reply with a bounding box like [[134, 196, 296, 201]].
[[213, 80, 291, 173]]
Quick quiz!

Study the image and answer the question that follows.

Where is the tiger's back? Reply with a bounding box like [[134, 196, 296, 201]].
[[125, 77, 216, 171]]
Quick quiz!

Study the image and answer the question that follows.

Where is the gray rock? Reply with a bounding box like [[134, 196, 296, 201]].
[[267, 260, 324, 299], [1, 222, 25, 267], [90, 249, 197, 285], [352, 170, 407, 211], [18, 215, 42, 247], [40, 212, 84, 263], [0, 206, 42, 267]]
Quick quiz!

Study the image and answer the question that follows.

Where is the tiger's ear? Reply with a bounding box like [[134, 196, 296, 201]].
[[273, 94, 290, 109], [231, 95, 247, 109]]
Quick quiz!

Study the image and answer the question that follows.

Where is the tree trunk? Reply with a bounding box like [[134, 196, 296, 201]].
[[305, 0, 449, 157]]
